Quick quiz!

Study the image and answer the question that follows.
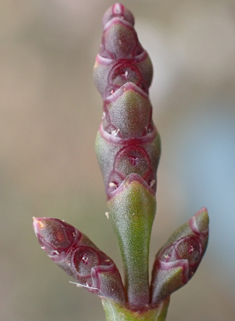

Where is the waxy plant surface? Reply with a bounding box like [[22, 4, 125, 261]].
[[33, 3, 209, 321]]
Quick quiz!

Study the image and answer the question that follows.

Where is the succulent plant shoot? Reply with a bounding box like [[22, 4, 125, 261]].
[[33, 3, 209, 321]]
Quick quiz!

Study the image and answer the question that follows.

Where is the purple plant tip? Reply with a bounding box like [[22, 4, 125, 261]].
[[94, 3, 160, 201], [102, 3, 135, 28], [94, 4, 152, 96], [151, 208, 209, 304], [33, 217, 80, 258], [33, 217, 125, 303]]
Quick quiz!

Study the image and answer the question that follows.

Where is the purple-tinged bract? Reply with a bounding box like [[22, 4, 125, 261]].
[[33, 217, 125, 303], [150, 208, 209, 304]]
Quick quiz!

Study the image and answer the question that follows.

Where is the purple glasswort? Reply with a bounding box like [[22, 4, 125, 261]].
[[150, 207, 209, 303], [94, 2, 160, 200], [94, 3, 162, 307], [33, 4, 209, 321], [33, 217, 125, 303]]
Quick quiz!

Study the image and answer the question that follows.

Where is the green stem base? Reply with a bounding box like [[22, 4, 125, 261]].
[[102, 298, 169, 321]]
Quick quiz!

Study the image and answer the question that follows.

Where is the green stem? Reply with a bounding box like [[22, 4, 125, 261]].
[[108, 175, 156, 306], [102, 298, 169, 321]]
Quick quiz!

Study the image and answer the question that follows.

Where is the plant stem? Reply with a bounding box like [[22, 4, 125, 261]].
[[108, 175, 156, 306], [102, 298, 169, 321]]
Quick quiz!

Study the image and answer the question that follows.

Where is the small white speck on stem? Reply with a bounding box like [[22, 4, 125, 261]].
[[111, 128, 120, 136], [109, 182, 118, 188]]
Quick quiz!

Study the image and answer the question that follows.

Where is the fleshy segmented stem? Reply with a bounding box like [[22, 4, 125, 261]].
[[32, 3, 209, 321], [33, 217, 125, 303], [94, 3, 160, 307], [150, 207, 209, 304], [94, 3, 160, 199]]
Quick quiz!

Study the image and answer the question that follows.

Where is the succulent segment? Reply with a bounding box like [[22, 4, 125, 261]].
[[150, 208, 209, 303], [108, 174, 156, 306], [33, 217, 125, 303]]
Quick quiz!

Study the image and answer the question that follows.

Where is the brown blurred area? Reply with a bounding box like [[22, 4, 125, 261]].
[[1, 1, 235, 320]]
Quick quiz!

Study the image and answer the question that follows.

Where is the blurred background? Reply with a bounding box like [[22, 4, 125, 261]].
[[1, 0, 235, 320]]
